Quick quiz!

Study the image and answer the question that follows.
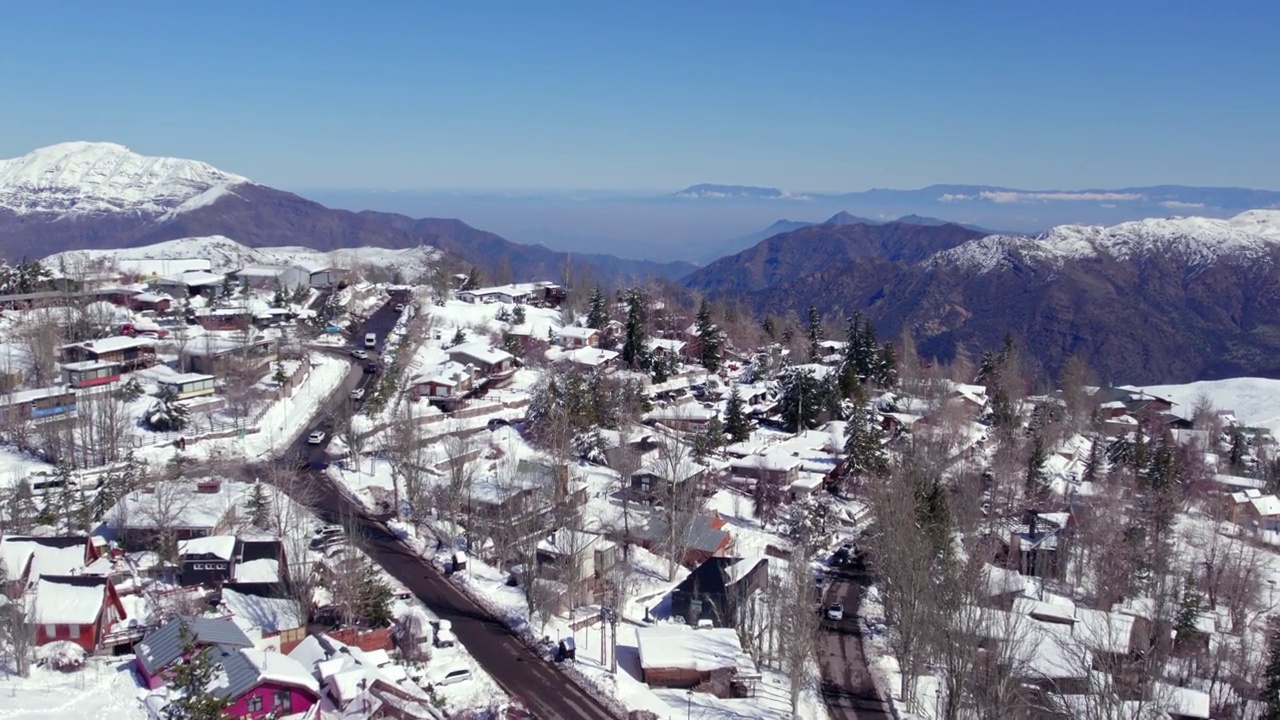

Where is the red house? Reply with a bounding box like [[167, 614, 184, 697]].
[[29, 575, 128, 653], [212, 646, 321, 719]]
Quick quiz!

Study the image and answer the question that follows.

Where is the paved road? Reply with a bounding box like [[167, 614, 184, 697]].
[[262, 293, 620, 720], [820, 561, 893, 720]]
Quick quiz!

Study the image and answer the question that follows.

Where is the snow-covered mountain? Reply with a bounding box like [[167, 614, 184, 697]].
[[0, 141, 250, 218], [929, 210, 1280, 274], [45, 235, 441, 279]]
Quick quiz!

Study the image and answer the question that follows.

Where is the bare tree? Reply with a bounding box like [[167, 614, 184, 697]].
[[15, 305, 65, 388], [650, 422, 708, 581], [129, 476, 196, 559], [439, 427, 479, 551], [777, 549, 823, 717], [0, 560, 35, 677]]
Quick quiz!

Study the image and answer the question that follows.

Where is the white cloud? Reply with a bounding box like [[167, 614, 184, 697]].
[[938, 193, 973, 202], [1159, 200, 1206, 209], [978, 191, 1146, 204]]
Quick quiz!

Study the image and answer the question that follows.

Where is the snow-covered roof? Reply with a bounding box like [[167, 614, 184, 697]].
[[160, 372, 217, 385], [1013, 596, 1076, 624], [647, 338, 686, 353], [111, 480, 248, 530], [1155, 682, 1211, 719], [221, 589, 303, 634], [1249, 495, 1280, 517], [1072, 608, 1135, 655], [0, 537, 87, 582], [980, 563, 1028, 597], [729, 454, 802, 473], [61, 359, 120, 372], [60, 336, 155, 354], [647, 403, 718, 422], [29, 576, 106, 625], [556, 326, 598, 339], [415, 360, 472, 387], [448, 342, 513, 366], [537, 528, 615, 557], [1015, 620, 1086, 680], [179, 535, 237, 561], [562, 347, 619, 368], [133, 292, 168, 303], [234, 558, 280, 583], [242, 648, 318, 692], [723, 557, 765, 587], [636, 456, 706, 484], [3, 385, 73, 405], [183, 336, 273, 357], [634, 625, 743, 672]]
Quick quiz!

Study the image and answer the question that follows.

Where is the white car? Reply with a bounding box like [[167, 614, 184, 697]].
[[393, 303, 406, 313], [348, 387, 366, 401], [826, 603, 844, 621], [427, 665, 472, 688], [307, 430, 326, 445], [350, 349, 369, 360]]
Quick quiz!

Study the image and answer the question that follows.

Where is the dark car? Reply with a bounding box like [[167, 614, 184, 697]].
[[364, 362, 379, 374]]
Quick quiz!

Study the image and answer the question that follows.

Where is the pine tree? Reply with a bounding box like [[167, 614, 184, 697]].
[[8, 480, 39, 533], [779, 368, 824, 432], [1081, 438, 1106, 485], [246, 482, 272, 530], [461, 266, 482, 291], [148, 386, 190, 432], [1173, 577, 1206, 650], [55, 464, 82, 534], [762, 316, 777, 342], [1025, 433, 1050, 499], [806, 306, 823, 361], [843, 391, 888, 483], [511, 304, 526, 325], [723, 386, 751, 443], [586, 285, 609, 330], [621, 289, 648, 369], [450, 328, 467, 347], [1229, 428, 1248, 472], [163, 624, 231, 720], [694, 299, 723, 372], [502, 331, 523, 358], [1264, 617, 1280, 720]]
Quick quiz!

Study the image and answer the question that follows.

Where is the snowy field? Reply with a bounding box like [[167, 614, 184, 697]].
[[1131, 377, 1280, 432], [0, 658, 150, 720]]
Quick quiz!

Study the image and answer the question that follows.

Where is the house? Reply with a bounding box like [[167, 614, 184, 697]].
[[219, 586, 306, 651], [0, 385, 78, 423], [128, 292, 173, 313], [29, 575, 128, 653], [671, 556, 768, 628], [232, 265, 311, 291], [468, 461, 589, 538], [0, 535, 97, 590], [181, 336, 278, 376], [647, 338, 688, 360], [210, 645, 321, 719], [151, 270, 226, 298], [630, 457, 707, 503], [447, 342, 515, 382], [456, 281, 563, 306], [137, 617, 255, 687], [646, 403, 719, 433], [1004, 509, 1073, 580], [289, 633, 440, 719], [629, 513, 734, 568], [536, 529, 618, 605], [178, 535, 238, 586], [559, 347, 619, 372], [62, 360, 123, 388], [195, 308, 254, 332], [233, 537, 290, 584], [634, 625, 752, 695], [411, 361, 476, 409], [59, 336, 157, 371], [159, 373, 217, 401], [1228, 489, 1280, 532], [108, 479, 248, 550], [729, 454, 801, 488], [555, 326, 600, 349]]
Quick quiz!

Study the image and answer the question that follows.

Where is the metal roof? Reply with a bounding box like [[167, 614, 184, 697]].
[[135, 616, 253, 675]]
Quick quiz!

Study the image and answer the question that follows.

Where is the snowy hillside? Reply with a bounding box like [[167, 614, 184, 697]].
[[45, 235, 440, 278], [931, 209, 1280, 274], [0, 141, 249, 217], [1127, 377, 1280, 432]]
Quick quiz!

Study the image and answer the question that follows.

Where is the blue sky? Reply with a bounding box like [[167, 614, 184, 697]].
[[1, 1, 1276, 191]]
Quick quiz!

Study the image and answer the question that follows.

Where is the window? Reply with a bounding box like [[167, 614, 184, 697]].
[[246, 695, 263, 712], [67, 624, 80, 639], [274, 690, 291, 712]]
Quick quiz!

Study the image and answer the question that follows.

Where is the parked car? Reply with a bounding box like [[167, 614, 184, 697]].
[[349, 387, 366, 401], [427, 665, 472, 688], [364, 362, 379, 374], [313, 524, 343, 538], [307, 430, 327, 445], [393, 303, 406, 313], [432, 619, 458, 648], [350, 349, 368, 360], [826, 603, 844, 621]]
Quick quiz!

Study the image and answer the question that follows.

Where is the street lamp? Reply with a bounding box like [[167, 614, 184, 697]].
[[686, 689, 693, 720]]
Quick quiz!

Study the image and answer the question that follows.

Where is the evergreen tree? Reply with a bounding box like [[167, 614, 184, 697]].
[[875, 343, 897, 387], [219, 274, 233, 300], [502, 331, 523, 358], [779, 368, 826, 432], [449, 328, 467, 347], [511, 304, 526, 325], [915, 478, 952, 559], [621, 289, 648, 369], [461, 266, 482, 291], [246, 482, 272, 530], [163, 624, 231, 720], [843, 391, 888, 483], [148, 386, 190, 432], [1229, 428, 1248, 472], [694, 299, 723, 372], [7, 480, 39, 533], [271, 279, 286, 308], [1264, 617, 1280, 720], [762, 316, 777, 342], [723, 386, 751, 443], [694, 417, 725, 460], [272, 362, 289, 386], [806, 306, 823, 361], [1173, 576, 1206, 650], [1025, 433, 1050, 499], [1081, 438, 1106, 485], [54, 463, 82, 534], [586, 285, 609, 330]]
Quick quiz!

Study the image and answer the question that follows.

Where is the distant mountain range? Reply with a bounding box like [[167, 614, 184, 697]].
[[685, 211, 1280, 383], [0, 142, 694, 283]]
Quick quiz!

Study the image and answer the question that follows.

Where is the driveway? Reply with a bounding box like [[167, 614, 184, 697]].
[[820, 561, 893, 720]]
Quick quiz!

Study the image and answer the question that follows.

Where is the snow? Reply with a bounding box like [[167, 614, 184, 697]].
[[448, 341, 513, 366], [234, 558, 281, 583], [60, 335, 155, 355], [0, 658, 152, 720], [1127, 377, 1280, 432], [239, 648, 319, 692], [178, 535, 237, 561], [931, 209, 1280, 274], [0, 141, 249, 217], [29, 577, 103, 624]]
